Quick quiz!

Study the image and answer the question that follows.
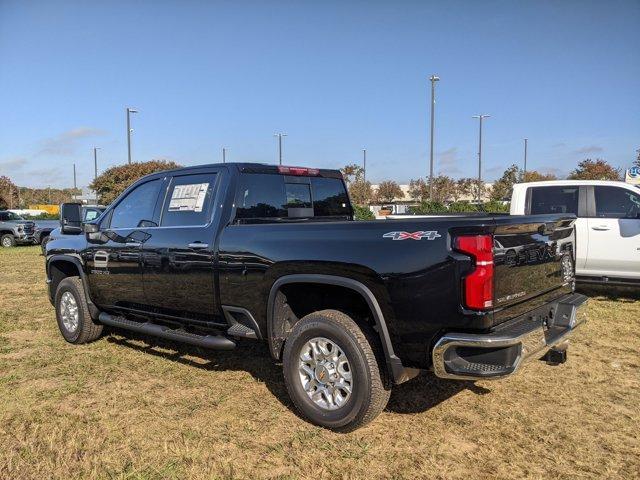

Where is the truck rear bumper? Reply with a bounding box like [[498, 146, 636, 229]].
[[432, 293, 588, 380]]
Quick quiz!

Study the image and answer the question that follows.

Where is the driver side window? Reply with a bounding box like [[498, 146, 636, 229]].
[[594, 186, 640, 219], [110, 179, 162, 229]]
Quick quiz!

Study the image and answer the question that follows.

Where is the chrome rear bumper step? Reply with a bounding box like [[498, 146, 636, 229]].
[[98, 312, 236, 350], [432, 293, 588, 380]]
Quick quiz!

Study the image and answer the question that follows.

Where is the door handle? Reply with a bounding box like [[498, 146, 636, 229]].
[[591, 225, 610, 231], [188, 242, 209, 249]]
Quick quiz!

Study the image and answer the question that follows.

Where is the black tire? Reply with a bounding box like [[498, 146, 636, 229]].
[[282, 309, 391, 431], [54, 277, 103, 344], [1, 234, 16, 248]]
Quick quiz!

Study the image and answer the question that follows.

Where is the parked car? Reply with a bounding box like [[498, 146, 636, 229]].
[[39, 205, 106, 252], [45, 163, 587, 430], [0, 210, 36, 247], [511, 180, 640, 285]]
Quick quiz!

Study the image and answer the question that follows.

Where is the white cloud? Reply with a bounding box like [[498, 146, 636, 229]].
[[37, 127, 106, 156], [574, 145, 603, 155], [0, 157, 28, 171]]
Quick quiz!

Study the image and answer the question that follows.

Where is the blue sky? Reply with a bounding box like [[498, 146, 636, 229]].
[[0, 0, 638, 189]]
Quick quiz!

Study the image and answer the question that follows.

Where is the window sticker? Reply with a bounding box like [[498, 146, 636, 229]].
[[168, 183, 209, 212]]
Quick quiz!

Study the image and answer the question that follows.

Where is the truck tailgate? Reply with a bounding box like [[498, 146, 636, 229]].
[[491, 215, 576, 324]]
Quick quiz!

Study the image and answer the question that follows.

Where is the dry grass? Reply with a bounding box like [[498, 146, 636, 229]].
[[0, 246, 638, 479]]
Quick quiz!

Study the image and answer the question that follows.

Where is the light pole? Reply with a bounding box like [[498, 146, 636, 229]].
[[93, 147, 101, 182], [429, 74, 439, 200], [472, 114, 490, 204], [222, 147, 227, 163], [126, 107, 138, 164], [523, 138, 528, 180], [362, 148, 367, 182], [274, 133, 287, 165], [73, 163, 77, 200]]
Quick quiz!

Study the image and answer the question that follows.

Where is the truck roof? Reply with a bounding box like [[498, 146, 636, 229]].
[[514, 179, 636, 189], [152, 162, 344, 178]]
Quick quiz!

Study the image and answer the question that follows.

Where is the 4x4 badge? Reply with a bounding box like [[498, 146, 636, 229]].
[[383, 231, 441, 241]]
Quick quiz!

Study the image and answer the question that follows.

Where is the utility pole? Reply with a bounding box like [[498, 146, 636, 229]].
[[429, 74, 439, 200], [93, 147, 100, 182], [126, 107, 138, 164], [274, 133, 287, 165], [222, 147, 227, 163], [73, 163, 77, 201], [472, 114, 490, 204], [523, 138, 528, 180], [362, 148, 367, 182]]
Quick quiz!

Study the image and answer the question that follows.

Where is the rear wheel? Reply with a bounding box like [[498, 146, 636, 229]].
[[55, 277, 103, 344], [1, 234, 16, 248], [282, 309, 391, 431]]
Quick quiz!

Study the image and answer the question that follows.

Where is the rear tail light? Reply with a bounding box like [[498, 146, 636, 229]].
[[454, 234, 494, 310], [278, 166, 320, 176]]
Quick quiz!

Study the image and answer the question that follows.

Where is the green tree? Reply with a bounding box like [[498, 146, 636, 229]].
[[0, 176, 19, 209], [568, 159, 621, 181], [374, 180, 403, 204], [408, 178, 428, 202], [454, 178, 474, 201], [340, 164, 364, 187], [352, 205, 374, 220], [90, 160, 181, 205], [410, 201, 447, 214], [348, 179, 373, 206], [490, 164, 520, 201], [523, 170, 558, 182], [449, 201, 479, 213]]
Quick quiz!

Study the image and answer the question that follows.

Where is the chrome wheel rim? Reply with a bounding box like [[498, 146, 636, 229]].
[[60, 291, 79, 333], [298, 337, 353, 410], [1, 237, 11, 247]]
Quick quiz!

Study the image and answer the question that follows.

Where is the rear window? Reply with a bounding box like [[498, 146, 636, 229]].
[[235, 173, 350, 221], [311, 177, 350, 216], [529, 186, 579, 215]]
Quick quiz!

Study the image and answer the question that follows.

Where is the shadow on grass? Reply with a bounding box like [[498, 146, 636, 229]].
[[106, 329, 489, 417], [577, 284, 640, 302]]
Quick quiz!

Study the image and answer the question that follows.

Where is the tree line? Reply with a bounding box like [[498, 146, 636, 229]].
[[0, 151, 636, 212], [342, 156, 631, 209]]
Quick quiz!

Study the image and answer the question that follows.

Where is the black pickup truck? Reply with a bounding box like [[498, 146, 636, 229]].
[[45, 163, 587, 430]]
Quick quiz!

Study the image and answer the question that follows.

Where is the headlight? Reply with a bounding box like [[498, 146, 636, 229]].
[[17, 225, 23, 232]]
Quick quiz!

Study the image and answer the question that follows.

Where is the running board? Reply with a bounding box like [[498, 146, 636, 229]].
[[98, 313, 236, 350]]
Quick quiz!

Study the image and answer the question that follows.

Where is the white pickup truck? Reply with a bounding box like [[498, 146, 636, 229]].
[[511, 180, 640, 286]]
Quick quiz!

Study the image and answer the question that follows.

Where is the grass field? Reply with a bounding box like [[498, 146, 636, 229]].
[[1, 246, 638, 479]]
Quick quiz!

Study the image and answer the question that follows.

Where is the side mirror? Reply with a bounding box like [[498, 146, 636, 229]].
[[60, 203, 83, 234]]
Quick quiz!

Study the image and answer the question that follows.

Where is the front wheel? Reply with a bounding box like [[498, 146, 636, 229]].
[[54, 277, 103, 344], [282, 309, 391, 431], [1, 234, 16, 248]]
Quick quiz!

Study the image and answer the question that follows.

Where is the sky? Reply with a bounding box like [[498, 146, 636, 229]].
[[0, 0, 638, 189]]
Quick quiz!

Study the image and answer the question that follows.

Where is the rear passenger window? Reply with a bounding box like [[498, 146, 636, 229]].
[[235, 173, 351, 221], [161, 173, 218, 227], [235, 174, 286, 219], [529, 186, 579, 215], [311, 177, 350, 216], [594, 186, 640, 219]]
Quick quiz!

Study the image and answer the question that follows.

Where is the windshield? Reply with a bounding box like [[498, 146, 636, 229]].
[[0, 211, 25, 221]]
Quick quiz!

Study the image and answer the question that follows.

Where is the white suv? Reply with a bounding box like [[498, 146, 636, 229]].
[[511, 180, 640, 285]]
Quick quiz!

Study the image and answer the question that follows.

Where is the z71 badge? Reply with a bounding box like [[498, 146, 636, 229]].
[[383, 231, 441, 241]]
